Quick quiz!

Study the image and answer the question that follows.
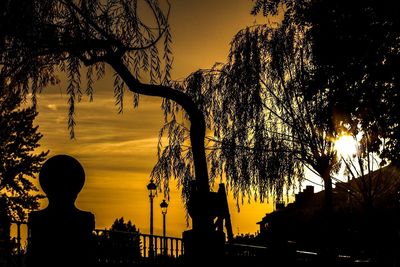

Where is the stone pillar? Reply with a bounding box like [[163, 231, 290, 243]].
[[183, 181, 226, 264], [27, 155, 95, 267]]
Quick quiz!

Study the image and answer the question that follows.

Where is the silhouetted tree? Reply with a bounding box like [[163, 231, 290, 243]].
[[94, 217, 141, 265], [110, 217, 139, 233], [0, 93, 48, 221], [336, 133, 400, 217], [249, 0, 400, 201], [151, 23, 340, 211], [214, 0, 400, 208], [247, 1, 400, 263], [0, 0, 216, 235], [305, 0, 400, 165], [109, 217, 141, 260]]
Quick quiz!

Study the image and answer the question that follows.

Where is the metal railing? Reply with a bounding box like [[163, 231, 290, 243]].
[[7, 222, 365, 266], [93, 229, 142, 265], [9, 222, 184, 265], [10, 221, 28, 256], [140, 233, 184, 258]]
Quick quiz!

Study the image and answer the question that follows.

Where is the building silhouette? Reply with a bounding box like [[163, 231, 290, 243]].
[[257, 165, 400, 264]]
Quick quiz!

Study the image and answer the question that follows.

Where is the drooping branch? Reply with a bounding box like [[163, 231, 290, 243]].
[[107, 57, 210, 194]]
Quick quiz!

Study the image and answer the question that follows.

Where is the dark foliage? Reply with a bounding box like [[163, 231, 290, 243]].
[[307, 0, 400, 166], [95, 217, 141, 265], [110, 217, 139, 233], [252, 0, 400, 165], [0, 0, 218, 205], [152, 18, 338, 208], [0, 0, 172, 137], [0, 93, 48, 221]]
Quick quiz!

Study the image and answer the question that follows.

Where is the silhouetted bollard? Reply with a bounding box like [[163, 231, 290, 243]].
[[27, 155, 95, 267], [0, 197, 11, 266], [183, 182, 227, 265]]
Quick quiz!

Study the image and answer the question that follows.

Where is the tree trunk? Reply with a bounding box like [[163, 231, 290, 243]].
[[319, 165, 335, 266], [107, 58, 212, 229], [322, 170, 333, 213]]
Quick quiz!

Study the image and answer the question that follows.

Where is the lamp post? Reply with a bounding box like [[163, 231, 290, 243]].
[[147, 179, 157, 258], [160, 199, 168, 256]]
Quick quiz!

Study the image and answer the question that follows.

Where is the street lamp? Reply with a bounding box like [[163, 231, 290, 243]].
[[147, 179, 157, 258], [160, 199, 169, 255]]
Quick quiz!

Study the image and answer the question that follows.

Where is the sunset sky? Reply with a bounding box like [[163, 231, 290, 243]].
[[28, 0, 295, 238]]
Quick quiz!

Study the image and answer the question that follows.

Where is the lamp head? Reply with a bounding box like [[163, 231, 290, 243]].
[[147, 180, 157, 198], [160, 199, 168, 214]]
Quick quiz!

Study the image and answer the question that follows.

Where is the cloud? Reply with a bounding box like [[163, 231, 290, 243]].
[[46, 104, 58, 111]]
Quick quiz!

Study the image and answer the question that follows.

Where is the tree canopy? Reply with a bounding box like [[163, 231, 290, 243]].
[[153, 0, 400, 210], [0, 0, 214, 235], [0, 93, 48, 221], [2, 0, 398, 219], [110, 217, 139, 233], [308, 0, 400, 165], [250, 0, 400, 204], [252, 0, 400, 165], [151, 23, 341, 208], [95, 217, 141, 261], [0, 0, 172, 126]]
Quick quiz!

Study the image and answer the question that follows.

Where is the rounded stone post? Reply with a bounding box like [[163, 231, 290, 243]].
[[27, 155, 95, 267]]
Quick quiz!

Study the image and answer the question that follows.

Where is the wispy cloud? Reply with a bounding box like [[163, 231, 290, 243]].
[[46, 104, 58, 111]]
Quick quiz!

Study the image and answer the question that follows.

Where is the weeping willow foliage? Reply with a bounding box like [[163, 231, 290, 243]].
[[0, 0, 172, 138], [1, 0, 343, 209], [152, 17, 346, 206]]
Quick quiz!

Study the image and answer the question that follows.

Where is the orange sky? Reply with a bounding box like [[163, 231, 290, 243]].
[[30, 0, 281, 238]]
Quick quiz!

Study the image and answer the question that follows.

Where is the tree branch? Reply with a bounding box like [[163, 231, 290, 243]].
[[107, 57, 210, 194]]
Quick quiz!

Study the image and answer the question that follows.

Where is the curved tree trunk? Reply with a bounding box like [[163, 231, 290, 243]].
[[107, 58, 212, 230]]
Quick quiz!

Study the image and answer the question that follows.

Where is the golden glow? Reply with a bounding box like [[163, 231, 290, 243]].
[[25, 0, 272, 238], [335, 135, 357, 158]]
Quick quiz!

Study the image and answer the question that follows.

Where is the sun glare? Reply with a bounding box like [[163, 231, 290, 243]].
[[335, 135, 358, 158]]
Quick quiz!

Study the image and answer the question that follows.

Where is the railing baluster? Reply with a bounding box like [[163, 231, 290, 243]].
[[143, 235, 147, 258], [162, 236, 164, 255], [175, 238, 179, 257], [154, 236, 158, 256], [159, 236, 162, 255], [16, 222, 21, 256], [170, 238, 174, 257], [181, 239, 184, 256], [163, 236, 166, 256], [164, 237, 167, 256]]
